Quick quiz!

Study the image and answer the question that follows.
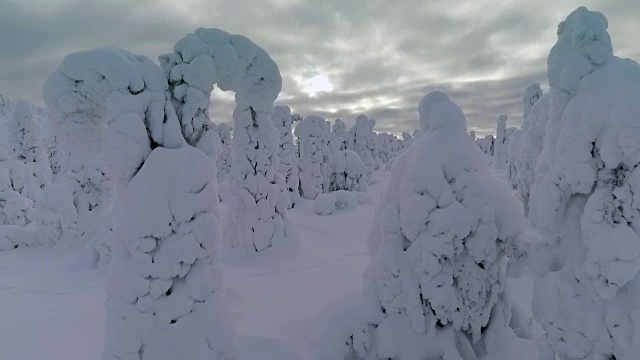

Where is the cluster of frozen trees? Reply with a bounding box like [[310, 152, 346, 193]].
[[315, 6, 640, 360], [6, 5, 636, 359], [294, 112, 412, 201]]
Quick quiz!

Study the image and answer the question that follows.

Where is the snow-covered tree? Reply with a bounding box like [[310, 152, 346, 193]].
[[522, 83, 542, 120], [43, 49, 117, 247], [47, 46, 241, 360], [328, 150, 367, 192], [211, 123, 232, 182], [349, 115, 376, 181], [0, 142, 38, 250], [296, 115, 330, 200], [12, 99, 52, 202], [329, 118, 348, 153], [160, 28, 294, 254], [401, 131, 414, 150], [318, 91, 526, 360], [527, 7, 640, 360], [272, 105, 301, 208], [469, 130, 476, 141], [476, 134, 495, 157], [493, 114, 508, 169]]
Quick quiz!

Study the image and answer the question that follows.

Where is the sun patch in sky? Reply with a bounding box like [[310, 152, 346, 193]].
[[301, 75, 334, 97]]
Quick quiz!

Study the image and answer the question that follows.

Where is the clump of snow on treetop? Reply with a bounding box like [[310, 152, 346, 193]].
[[318, 91, 527, 360], [526, 6, 640, 360]]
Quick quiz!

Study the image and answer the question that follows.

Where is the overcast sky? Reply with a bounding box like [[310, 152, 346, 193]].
[[1, 0, 639, 136]]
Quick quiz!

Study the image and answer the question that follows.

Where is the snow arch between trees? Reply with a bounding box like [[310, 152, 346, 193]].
[[160, 28, 292, 253]]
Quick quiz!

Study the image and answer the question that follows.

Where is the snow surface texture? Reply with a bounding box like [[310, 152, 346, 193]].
[[348, 115, 376, 181], [161, 28, 293, 254], [272, 106, 301, 208], [313, 193, 336, 216], [526, 7, 640, 360], [494, 115, 508, 169], [296, 115, 331, 200], [328, 150, 367, 192], [319, 91, 527, 360]]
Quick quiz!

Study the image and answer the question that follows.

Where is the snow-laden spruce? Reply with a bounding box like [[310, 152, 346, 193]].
[[507, 84, 545, 208], [401, 131, 414, 150], [10, 100, 52, 203], [160, 28, 294, 254], [329, 118, 348, 153], [493, 114, 508, 169], [0, 141, 39, 250], [211, 123, 232, 182], [272, 105, 301, 208], [67, 46, 240, 360], [528, 7, 640, 360], [349, 115, 376, 181], [296, 115, 331, 200], [328, 150, 367, 192], [318, 91, 526, 360], [476, 134, 494, 157], [522, 83, 543, 120], [43, 49, 118, 247]]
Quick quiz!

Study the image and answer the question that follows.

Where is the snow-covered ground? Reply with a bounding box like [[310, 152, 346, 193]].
[[0, 170, 538, 360]]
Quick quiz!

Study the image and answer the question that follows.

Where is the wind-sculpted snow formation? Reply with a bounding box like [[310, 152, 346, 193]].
[[160, 28, 294, 254], [526, 7, 640, 360], [318, 91, 527, 360], [46, 46, 241, 360]]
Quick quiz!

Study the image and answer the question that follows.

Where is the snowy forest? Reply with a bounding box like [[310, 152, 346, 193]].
[[1, 4, 640, 360]]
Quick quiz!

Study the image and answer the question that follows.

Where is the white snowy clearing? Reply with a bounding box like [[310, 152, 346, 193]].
[[0, 169, 538, 360]]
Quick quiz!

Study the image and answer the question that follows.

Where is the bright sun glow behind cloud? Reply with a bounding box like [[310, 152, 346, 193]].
[[301, 75, 334, 97]]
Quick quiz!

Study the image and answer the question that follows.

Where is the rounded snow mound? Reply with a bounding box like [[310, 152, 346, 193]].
[[548, 6, 612, 94], [418, 91, 467, 133], [313, 194, 336, 216]]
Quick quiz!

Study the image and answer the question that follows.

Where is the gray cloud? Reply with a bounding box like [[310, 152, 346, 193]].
[[0, 0, 639, 136]]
